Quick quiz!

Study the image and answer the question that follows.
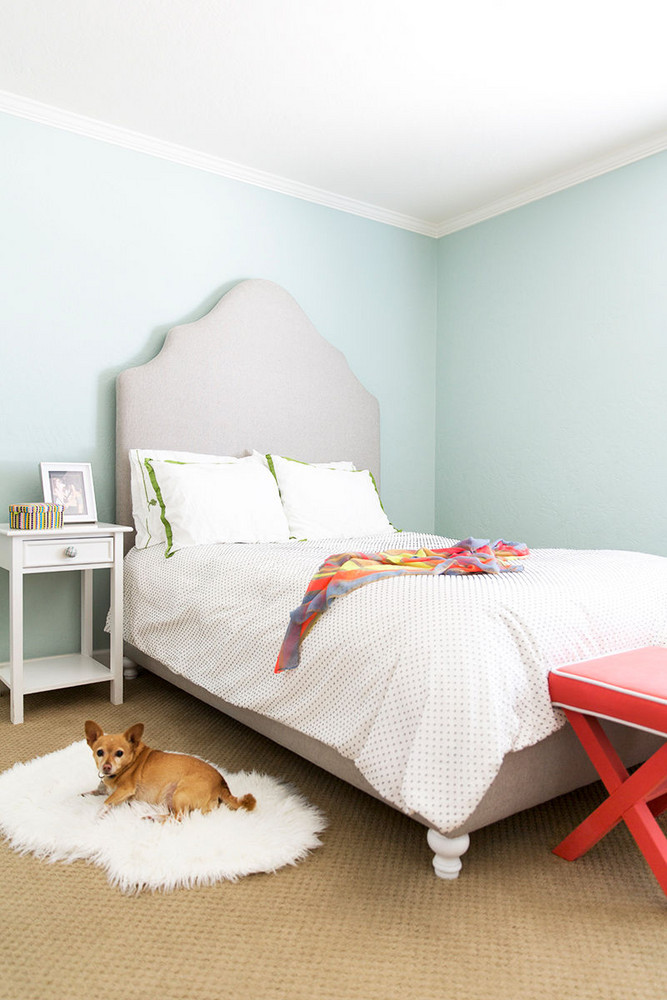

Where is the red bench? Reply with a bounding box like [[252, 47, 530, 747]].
[[549, 647, 667, 896]]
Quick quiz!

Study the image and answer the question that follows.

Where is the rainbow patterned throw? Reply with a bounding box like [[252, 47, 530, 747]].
[[274, 537, 529, 673]]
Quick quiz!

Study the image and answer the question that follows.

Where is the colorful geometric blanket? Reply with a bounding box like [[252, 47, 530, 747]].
[[274, 537, 529, 673]]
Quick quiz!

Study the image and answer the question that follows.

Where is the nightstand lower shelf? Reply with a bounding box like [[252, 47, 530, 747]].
[[0, 653, 112, 695]]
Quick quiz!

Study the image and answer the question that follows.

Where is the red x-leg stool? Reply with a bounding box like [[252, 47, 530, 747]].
[[548, 647, 667, 896]]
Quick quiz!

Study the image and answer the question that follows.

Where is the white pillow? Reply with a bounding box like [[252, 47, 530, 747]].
[[269, 454, 396, 539], [129, 449, 239, 548], [144, 456, 291, 555]]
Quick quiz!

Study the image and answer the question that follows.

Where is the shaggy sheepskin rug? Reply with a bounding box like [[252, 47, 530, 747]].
[[0, 740, 326, 893]]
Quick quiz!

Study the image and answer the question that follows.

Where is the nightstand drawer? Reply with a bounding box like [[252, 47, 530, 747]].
[[22, 536, 114, 568]]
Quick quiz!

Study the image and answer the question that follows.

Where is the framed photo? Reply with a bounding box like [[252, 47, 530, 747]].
[[40, 462, 98, 524]]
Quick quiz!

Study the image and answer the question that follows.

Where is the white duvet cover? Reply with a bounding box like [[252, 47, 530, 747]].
[[121, 532, 667, 832]]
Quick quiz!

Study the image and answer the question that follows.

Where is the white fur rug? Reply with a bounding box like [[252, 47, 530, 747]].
[[0, 741, 326, 893]]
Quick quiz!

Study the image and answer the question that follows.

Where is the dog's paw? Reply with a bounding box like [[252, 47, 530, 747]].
[[81, 780, 107, 798]]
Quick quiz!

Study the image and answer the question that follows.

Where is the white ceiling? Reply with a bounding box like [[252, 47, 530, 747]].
[[2, 0, 667, 235]]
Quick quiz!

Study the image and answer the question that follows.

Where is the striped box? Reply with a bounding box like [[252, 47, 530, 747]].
[[9, 503, 65, 530]]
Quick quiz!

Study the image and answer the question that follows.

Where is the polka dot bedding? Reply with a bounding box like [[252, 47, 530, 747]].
[[122, 532, 667, 832]]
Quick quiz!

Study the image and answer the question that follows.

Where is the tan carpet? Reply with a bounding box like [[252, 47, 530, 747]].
[[1, 672, 665, 1000]]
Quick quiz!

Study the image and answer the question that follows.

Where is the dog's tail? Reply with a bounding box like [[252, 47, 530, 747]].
[[219, 778, 256, 812]]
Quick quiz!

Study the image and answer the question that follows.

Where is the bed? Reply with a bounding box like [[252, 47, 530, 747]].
[[115, 278, 667, 878]]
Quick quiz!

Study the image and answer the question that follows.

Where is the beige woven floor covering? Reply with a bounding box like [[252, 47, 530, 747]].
[[1, 672, 665, 1000]]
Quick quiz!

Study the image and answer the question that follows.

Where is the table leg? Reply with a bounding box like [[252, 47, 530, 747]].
[[81, 569, 93, 657], [9, 548, 23, 725], [109, 535, 123, 706]]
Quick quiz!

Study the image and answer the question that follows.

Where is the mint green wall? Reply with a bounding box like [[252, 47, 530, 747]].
[[4, 107, 666, 671], [0, 112, 436, 660], [436, 152, 667, 555]]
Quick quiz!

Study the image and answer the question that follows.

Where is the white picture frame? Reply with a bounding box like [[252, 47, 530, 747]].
[[40, 462, 98, 524]]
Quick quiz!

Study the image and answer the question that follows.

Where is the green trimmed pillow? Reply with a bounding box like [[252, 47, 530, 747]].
[[144, 456, 290, 556], [129, 449, 240, 548], [267, 453, 395, 539]]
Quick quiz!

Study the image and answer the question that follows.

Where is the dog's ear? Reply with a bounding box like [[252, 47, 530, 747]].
[[124, 723, 144, 747], [85, 720, 103, 747]]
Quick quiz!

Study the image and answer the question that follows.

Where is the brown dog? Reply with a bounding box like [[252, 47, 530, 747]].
[[84, 720, 256, 821]]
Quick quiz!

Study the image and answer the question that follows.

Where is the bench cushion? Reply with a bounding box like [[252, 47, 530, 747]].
[[549, 647, 667, 737]]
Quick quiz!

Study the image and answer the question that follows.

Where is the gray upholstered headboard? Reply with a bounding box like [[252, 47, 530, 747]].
[[116, 279, 381, 535]]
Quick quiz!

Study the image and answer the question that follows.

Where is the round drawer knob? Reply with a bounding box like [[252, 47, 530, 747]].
[[64, 546, 78, 558]]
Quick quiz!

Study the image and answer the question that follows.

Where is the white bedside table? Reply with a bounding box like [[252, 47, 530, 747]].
[[0, 522, 133, 724]]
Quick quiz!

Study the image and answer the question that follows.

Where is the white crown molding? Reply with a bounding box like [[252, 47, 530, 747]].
[[2, 89, 666, 240], [0, 90, 439, 238], [434, 131, 667, 237]]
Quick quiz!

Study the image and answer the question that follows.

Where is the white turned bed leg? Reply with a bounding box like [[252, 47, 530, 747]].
[[122, 656, 140, 680], [426, 829, 470, 879]]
